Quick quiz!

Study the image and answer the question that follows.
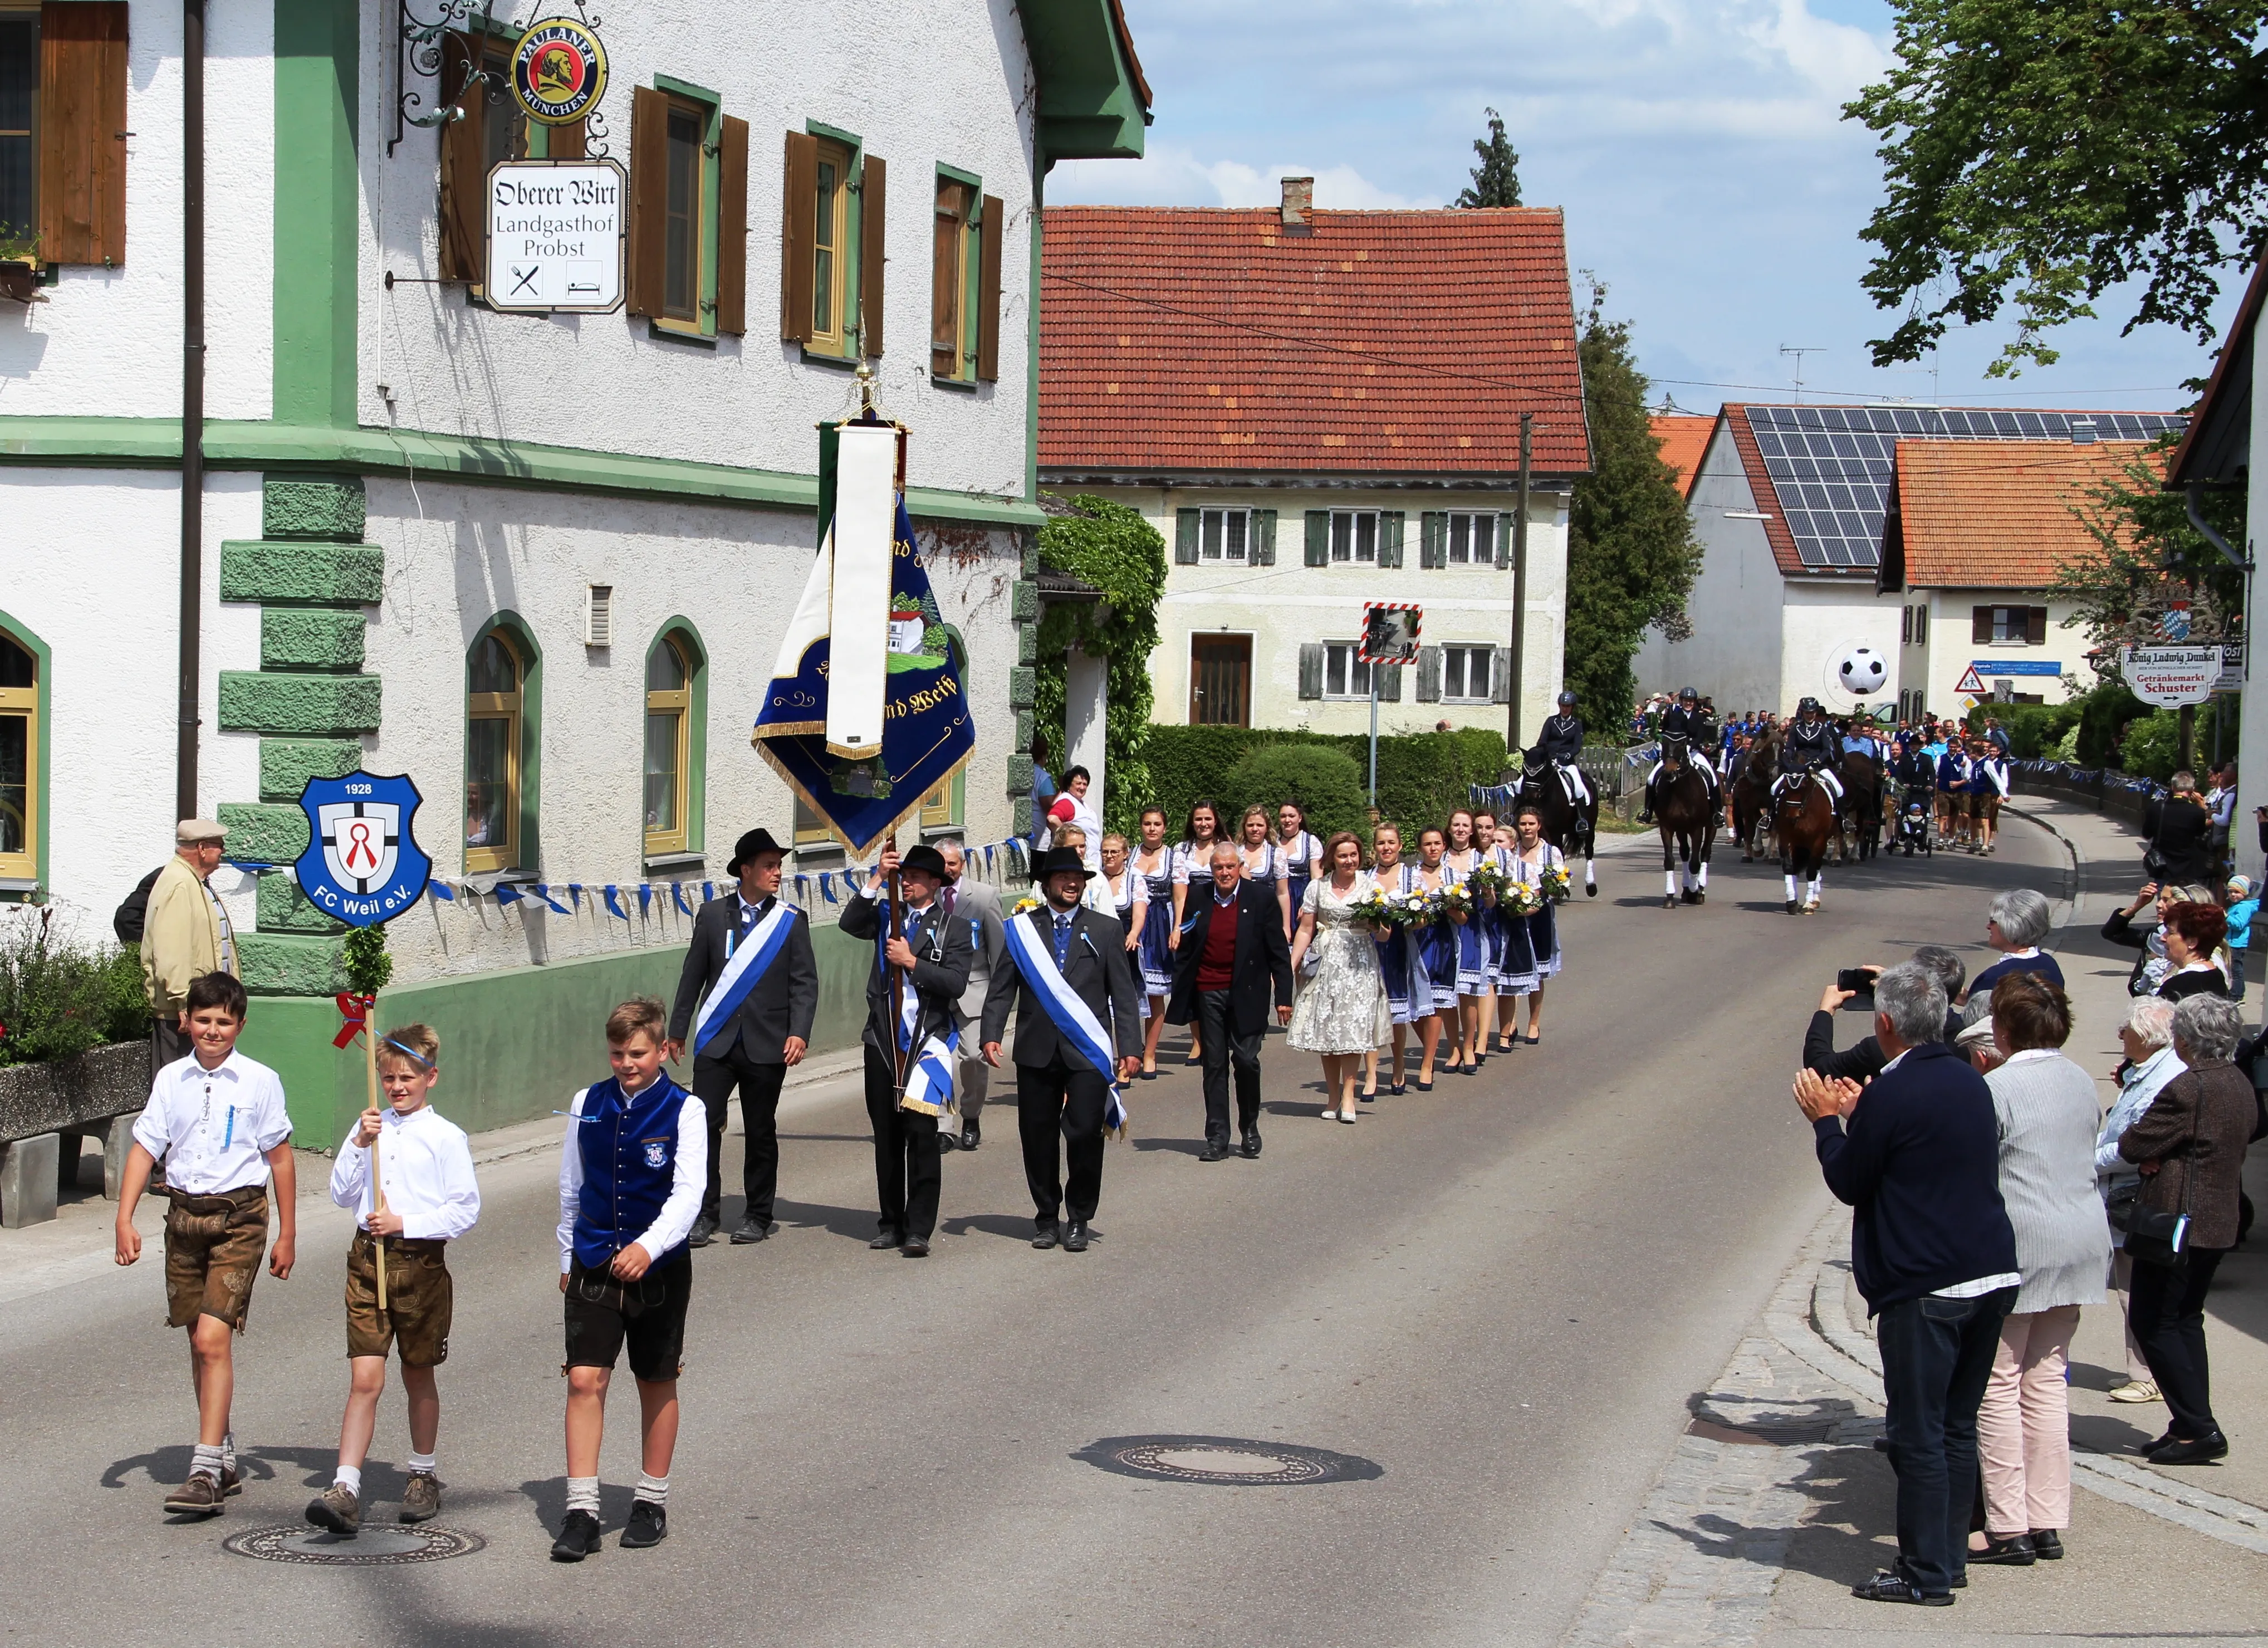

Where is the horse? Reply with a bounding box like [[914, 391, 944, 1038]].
[[1515, 758, 1601, 897], [1774, 766, 1838, 913], [1840, 749, 1883, 864], [1730, 735, 1778, 863], [1653, 734, 1718, 908]]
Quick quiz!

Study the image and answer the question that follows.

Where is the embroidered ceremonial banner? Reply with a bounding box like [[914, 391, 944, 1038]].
[[752, 419, 975, 857]]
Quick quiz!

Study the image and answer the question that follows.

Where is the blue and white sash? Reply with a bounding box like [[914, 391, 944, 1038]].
[[1001, 912, 1128, 1136], [689, 903, 801, 1055], [893, 964, 962, 1118]]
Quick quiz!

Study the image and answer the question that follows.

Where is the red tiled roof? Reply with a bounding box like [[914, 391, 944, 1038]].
[[1038, 206, 1590, 477], [1893, 441, 2158, 589], [1650, 414, 1712, 497]]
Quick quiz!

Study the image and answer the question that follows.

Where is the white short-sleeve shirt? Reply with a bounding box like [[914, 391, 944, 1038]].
[[131, 1050, 293, 1196]]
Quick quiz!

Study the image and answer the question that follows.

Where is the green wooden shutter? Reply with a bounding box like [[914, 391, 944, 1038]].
[[1972, 605, 1992, 644], [2026, 606, 2048, 645], [1305, 510, 1329, 567], [1175, 508, 1199, 565], [1415, 645, 1443, 703], [1297, 644, 1324, 700], [1380, 511, 1405, 570], [1253, 509, 1277, 566], [1420, 511, 1447, 569]]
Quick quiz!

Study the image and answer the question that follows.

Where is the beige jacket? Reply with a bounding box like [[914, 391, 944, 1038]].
[[141, 855, 235, 1016]]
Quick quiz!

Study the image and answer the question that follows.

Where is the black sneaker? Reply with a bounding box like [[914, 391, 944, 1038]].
[[551, 1508, 602, 1562], [621, 1500, 667, 1549], [1851, 1569, 1952, 1606]]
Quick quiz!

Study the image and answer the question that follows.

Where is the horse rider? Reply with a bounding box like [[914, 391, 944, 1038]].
[[1776, 696, 1844, 824], [1638, 687, 1718, 825], [1527, 691, 1591, 806]]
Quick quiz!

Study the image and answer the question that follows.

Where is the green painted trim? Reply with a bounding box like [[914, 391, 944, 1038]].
[[255, 873, 346, 934], [1010, 579, 1038, 622], [468, 613, 542, 873], [262, 473, 366, 542], [258, 737, 364, 801], [937, 160, 982, 190], [0, 606, 50, 898], [0, 417, 1045, 527], [1015, 0, 1150, 162], [653, 71, 722, 105], [238, 931, 347, 996], [273, 0, 360, 429], [219, 801, 312, 863], [220, 539, 384, 605], [654, 75, 723, 341], [1026, 159, 1042, 503], [218, 669, 382, 736], [805, 119, 864, 361], [259, 607, 366, 672], [1008, 666, 1035, 710], [648, 617, 708, 860]]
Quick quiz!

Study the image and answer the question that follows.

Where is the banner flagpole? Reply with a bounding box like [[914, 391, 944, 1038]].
[[888, 833, 909, 1093]]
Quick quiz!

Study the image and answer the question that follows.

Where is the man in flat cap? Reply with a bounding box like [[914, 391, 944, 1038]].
[[667, 827, 817, 1246], [141, 819, 240, 1073]]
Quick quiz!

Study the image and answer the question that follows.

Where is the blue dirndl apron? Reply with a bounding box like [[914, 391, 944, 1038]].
[[1137, 857, 1174, 995]]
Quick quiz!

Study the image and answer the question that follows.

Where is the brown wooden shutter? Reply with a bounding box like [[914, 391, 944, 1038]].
[[625, 85, 668, 317], [547, 119, 586, 161], [39, 2, 128, 266], [436, 32, 486, 280], [859, 153, 885, 357], [714, 114, 748, 336], [975, 192, 1003, 382], [1971, 605, 1992, 644], [779, 130, 817, 341], [2026, 605, 2048, 645]]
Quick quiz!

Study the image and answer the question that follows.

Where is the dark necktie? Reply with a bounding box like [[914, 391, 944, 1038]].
[[1053, 911, 1074, 967]]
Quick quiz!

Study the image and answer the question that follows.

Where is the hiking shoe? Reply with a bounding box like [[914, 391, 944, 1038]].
[[399, 1471, 442, 1523], [220, 1464, 241, 1498], [164, 1471, 225, 1517], [305, 1482, 361, 1537], [551, 1508, 603, 1562], [621, 1500, 667, 1549]]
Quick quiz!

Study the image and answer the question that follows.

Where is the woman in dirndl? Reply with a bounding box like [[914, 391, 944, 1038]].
[[1409, 824, 1459, 1090], [1444, 808, 1486, 1075], [1277, 802, 1323, 920], [1489, 818, 1535, 1051], [1132, 806, 1175, 1078], [1363, 823, 1417, 1099], [1506, 803, 1565, 1044], [1236, 804, 1294, 938], [1471, 808, 1503, 1053], [1098, 829, 1149, 1026]]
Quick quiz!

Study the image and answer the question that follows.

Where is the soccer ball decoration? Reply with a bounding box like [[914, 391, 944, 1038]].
[[1836, 646, 1888, 696]]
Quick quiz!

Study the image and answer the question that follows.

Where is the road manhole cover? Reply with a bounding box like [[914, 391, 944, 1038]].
[[1077, 1434, 1382, 1486], [222, 1524, 484, 1564]]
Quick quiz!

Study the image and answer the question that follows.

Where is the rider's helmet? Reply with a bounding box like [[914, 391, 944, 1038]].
[[1556, 691, 1577, 710], [1677, 686, 1698, 703], [1798, 696, 1823, 716]]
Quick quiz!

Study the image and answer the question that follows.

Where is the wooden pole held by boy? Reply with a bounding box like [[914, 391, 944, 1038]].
[[363, 996, 387, 1310]]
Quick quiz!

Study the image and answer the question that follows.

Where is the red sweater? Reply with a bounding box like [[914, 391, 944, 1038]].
[[1196, 896, 1240, 990]]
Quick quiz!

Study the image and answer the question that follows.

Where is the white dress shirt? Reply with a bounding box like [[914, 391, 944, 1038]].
[[131, 1049, 292, 1195], [329, 1103, 481, 1241], [555, 1084, 708, 1274]]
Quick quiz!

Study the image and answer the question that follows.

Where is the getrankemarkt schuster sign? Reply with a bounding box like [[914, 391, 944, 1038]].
[[484, 159, 625, 314]]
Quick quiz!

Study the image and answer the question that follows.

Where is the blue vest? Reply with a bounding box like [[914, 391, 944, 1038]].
[[571, 1074, 692, 1272]]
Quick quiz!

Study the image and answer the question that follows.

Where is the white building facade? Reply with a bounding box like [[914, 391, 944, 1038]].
[[0, 0, 1149, 1136]]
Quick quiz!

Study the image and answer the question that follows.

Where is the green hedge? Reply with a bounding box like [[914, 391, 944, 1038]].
[[1140, 725, 1508, 841]]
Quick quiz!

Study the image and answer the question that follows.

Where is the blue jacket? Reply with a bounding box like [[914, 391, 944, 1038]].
[[1936, 750, 1970, 790], [1813, 1041, 2017, 1313], [571, 1074, 694, 1273]]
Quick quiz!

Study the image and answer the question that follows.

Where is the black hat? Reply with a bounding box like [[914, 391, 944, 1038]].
[[1031, 845, 1093, 882], [727, 828, 788, 875], [899, 843, 949, 880]]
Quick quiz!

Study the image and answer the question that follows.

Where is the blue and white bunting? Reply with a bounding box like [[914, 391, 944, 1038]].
[[673, 882, 693, 916], [603, 885, 627, 921]]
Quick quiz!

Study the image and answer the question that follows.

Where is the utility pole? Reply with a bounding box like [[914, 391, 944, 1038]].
[[177, 0, 207, 822], [1505, 413, 1532, 763], [1779, 345, 1823, 404]]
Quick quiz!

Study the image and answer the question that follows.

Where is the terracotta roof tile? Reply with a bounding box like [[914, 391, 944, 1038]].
[[1650, 414, 1712, 497], [1892, 441, 2160, 589], [1039, 206, 1590, 477]]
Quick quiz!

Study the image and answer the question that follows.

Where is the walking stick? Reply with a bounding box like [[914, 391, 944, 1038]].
[[887, 834, 909, 1093], [364, 995, 388, 1311]]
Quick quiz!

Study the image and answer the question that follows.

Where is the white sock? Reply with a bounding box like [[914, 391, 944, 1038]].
[[334, 1465, 362, 1495], [634, 1471, 668, 1508], [191, 1442, 224, 1481], [566, 1475, 600, 1515], [406, 1451, 436, 1476]]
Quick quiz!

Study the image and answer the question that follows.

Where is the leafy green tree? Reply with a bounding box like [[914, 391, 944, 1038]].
[[1846, 0, 2268, 374], [1454, 107, 1522, 208], [1032, 495, 1168, 833], [1567, 283, 1703, 724]]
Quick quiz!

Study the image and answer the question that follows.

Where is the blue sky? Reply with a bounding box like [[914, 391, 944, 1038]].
[[1049, 0, 2242, 417]]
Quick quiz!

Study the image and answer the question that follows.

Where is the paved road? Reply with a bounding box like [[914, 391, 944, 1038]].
[[0, 818, 2083, 1647]]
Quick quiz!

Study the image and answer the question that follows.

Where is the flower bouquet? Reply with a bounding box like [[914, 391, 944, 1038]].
[[1504, 878, 1545, 918], [1348, 883, 1395, 932], [1542, 863, 1574, 903], [1465, 857, 1506, 903], [1437, 879, 1476, 921]]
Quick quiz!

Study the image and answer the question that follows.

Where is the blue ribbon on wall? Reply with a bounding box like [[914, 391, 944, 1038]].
[[673, 882, 693, 916], [603, 885, 628, 921], [493, 884, 523, 907], [638, 883, 653, 916]]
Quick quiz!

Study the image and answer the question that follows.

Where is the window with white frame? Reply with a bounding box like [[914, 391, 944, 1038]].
[[1441, 644, 1493, 703], [1329, 510, 1379, 564], [1322, 642, 1373, 700], [1199, 507, 1250, 563], [1446, 511, 1496, 565]]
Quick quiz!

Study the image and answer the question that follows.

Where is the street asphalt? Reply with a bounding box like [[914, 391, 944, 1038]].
[[2, 809, 2216, 1648]]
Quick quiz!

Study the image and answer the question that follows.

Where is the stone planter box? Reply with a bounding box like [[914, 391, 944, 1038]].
[[0, 1040, 149, 1227]]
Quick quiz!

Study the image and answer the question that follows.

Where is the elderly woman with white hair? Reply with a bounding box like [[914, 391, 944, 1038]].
[[2096, 995, 2184, 1406], [1961, 888, 2063, 1013]]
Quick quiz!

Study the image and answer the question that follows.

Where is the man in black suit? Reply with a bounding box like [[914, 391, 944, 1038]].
[[980, 846, 1143, 1253], [841, 843, 972, 1257], [938, 839, 1007, 1153], [666, 827, 817, 1246], [1167, 842, 1295, 1162]]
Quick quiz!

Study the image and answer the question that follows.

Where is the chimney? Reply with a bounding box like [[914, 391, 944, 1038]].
[[1280, 176, 1313, 230]]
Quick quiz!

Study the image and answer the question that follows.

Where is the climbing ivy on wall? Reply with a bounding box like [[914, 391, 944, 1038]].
[[1033, 495, 1167, 834]]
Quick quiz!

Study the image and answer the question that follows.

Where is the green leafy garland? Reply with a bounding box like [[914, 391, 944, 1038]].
[[1033, 496, 1167, 833], [342, 927, 394, 998]]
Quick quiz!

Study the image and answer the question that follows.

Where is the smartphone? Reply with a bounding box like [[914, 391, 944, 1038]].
[[1836, 967, 1876, 1008]]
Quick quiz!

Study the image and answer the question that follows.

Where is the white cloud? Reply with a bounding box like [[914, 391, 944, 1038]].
[[1051, 147, 1422, 210]]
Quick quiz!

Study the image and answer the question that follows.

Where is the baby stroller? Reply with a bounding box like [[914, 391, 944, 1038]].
[[1894, 783, 1933, 857]]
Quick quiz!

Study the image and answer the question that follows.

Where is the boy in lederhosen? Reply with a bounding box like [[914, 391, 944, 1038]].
[[551, 997, 707, 1562], [112, 971, 297, 1517], [306, 1023, 481, 1536]]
